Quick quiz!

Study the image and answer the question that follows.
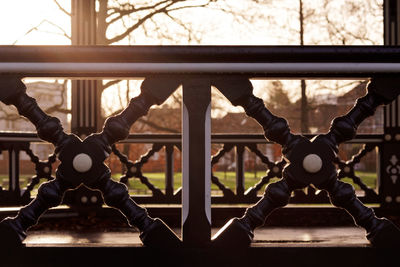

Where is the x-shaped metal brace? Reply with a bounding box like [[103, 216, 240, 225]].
[[0, 76, 181, 248], [211, 76, 400, 248]]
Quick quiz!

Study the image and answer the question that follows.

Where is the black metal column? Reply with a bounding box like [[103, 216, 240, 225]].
[[68, 0, 103, 209], [236, 145, 245, 196], [8, 147, 20, 196], [71, 0, 102, 137], [165, 144, 174, 198], [381, 0, 400, 208], [182, 78, 211, 247], [71, 80, 102, 136]]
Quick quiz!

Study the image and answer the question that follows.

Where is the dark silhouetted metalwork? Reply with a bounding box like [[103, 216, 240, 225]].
[[0, 76, 181, 248], [212, 76, 400, 248]]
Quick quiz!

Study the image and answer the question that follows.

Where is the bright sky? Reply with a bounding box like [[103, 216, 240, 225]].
[[0, 0, 284, 45], [0, 0, 384, 117], [0, 0, 71, 45]]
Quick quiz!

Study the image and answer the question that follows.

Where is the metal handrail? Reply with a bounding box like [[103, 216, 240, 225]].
[[0, 45, 400, 77]]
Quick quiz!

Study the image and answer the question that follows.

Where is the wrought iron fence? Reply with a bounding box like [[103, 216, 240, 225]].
[[0, 45, 399, 248], [0, 132, 382, 206]]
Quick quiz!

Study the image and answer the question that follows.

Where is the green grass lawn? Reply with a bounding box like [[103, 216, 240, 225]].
[[0, 170, 377, 196], [115, 171, 269, 195], [113, 170, 377, 195]]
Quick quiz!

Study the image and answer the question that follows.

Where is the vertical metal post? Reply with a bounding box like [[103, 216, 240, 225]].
[[69, 0, 103, 209], [71, 0, 102, 137], [182, 77, 211, 247], [236, 145, 245, 197], [381, 0, 400, 208], [8, 148, 20, 195], [165, 144, 174, 198]]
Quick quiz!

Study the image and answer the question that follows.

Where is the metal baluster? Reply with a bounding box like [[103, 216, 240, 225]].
[[245, 160, 285, 199], [181, 77, 212, 247], [111, 145, 137, 184], [381, 0, 400, 209], [0, 76, 182, 248], [165, 144, 175, 198], [0, 77, 72, 246], [336, 143, 379, 201], [211, 174, 235, 199], [0, 142, 29, 206], [212, 76, 400, 247], [112, 144, 164, 198], [22, 147, 56, 200], [211, 77, 298, 247], [211, 144, 235, 198], [235, 145, 245, 197], [319, 77, 400, 247], [8, 147, 21, 198], [245, 144, 285, 198]]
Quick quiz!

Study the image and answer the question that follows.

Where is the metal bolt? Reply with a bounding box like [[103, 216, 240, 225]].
[[81, 196, 88, 204], [396, 196, 400, 203], [343, 166, 351, 174], [272, 166, 280, 173], [302, 154, 323, 173], [90, 195, 98, 203], [43, 166, 50, 174], [130, 166, 137, 173], [72, 153, 93, 173], [385, 196, 393, 203], [396, 134, 400, 141], [385, 134, 392, 141]]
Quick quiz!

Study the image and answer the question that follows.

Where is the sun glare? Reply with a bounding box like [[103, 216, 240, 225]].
[[0, 0, 71, 45]]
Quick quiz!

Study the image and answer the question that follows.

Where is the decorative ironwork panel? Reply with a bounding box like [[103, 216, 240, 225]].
[[212, 77, 400, 248], [0, 77, 182, 248]]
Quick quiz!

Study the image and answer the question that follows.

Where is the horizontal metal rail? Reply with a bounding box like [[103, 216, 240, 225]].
[[0, 132, 384, 144], [0, 46, 400, 77], [1, 46, 400, 62], [1, 62, 400, 78]]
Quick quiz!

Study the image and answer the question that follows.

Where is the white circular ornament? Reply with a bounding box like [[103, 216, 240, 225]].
[[302, 154, 323, 173], [72, 153, 93, 173]]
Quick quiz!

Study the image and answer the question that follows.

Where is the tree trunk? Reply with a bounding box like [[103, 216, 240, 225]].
[[300, 79, 309, 133], [97, 0, 108, 45], [299, 0, 309, 133]]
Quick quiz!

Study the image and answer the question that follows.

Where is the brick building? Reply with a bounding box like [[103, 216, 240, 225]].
[[0, 81, 68, 176]]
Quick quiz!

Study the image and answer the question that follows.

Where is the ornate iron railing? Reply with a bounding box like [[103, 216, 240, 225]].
[[0, 132, 382, 206], [0, 46, 399, 249]]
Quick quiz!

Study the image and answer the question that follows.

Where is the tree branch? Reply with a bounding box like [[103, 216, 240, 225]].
[[53, 0, 71, 16], [43, 81, 71, 114], [12, 19, 71, 44], [103, 80, 122, 90], [137, 117, 180, 133], [106, 3, 174, 44], [105, 0, 215, 44], [107, 108, 180, 133], [106, 0, 172, 26]]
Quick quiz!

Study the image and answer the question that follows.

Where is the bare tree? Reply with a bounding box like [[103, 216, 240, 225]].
[[2, 0, 383, 134], [4, 0, 246, 133], [0, 80, 70, 131], [260, 0, 382, 133], [299, 0, 309, 132], [321, 0, 383, 45]]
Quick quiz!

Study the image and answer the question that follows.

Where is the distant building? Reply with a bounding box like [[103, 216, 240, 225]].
[[310, 81, 383, 134], [0, 81, 68, 174]]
